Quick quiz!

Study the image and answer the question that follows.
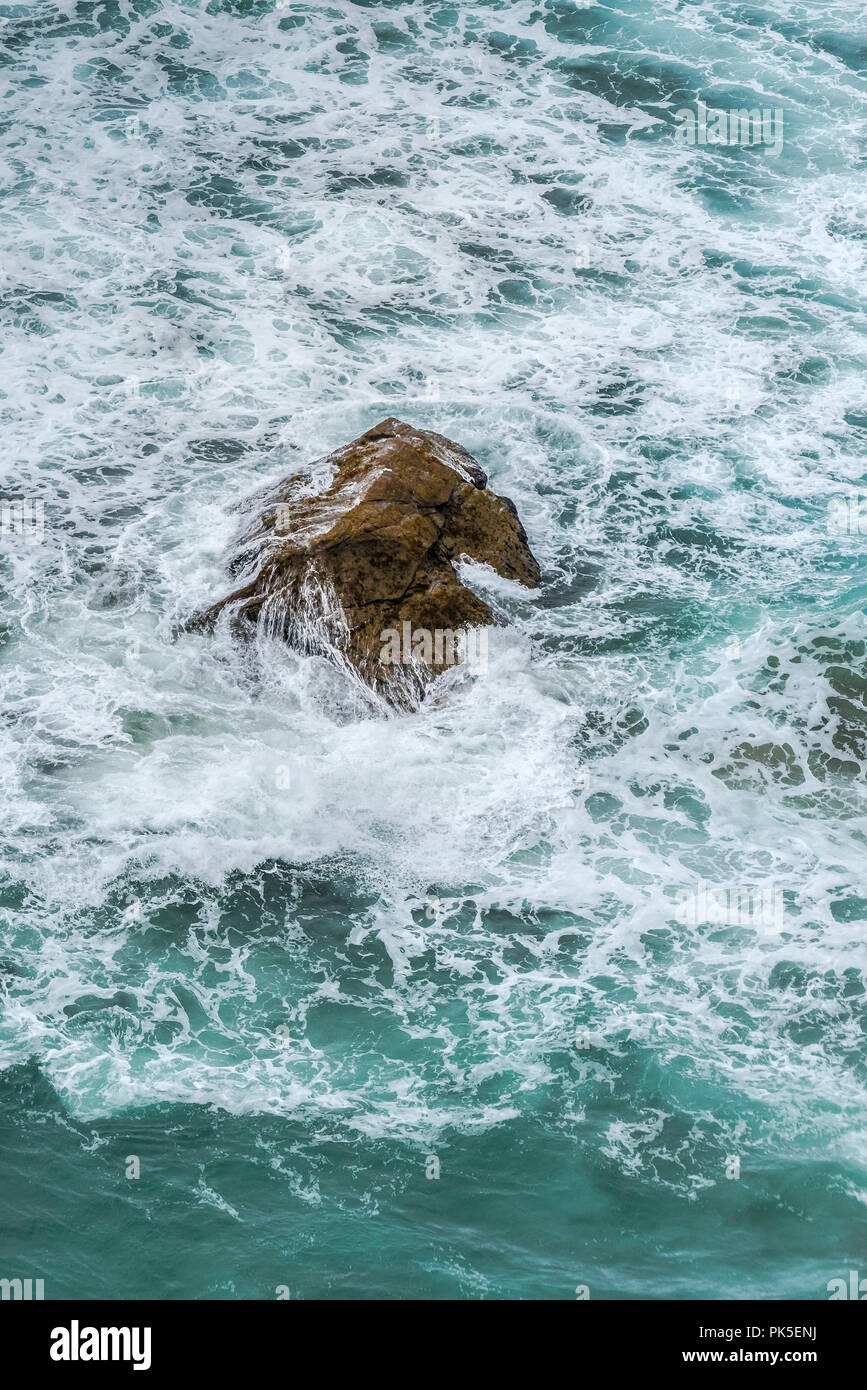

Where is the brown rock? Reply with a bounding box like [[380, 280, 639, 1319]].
[[191, 418, 541, 706]]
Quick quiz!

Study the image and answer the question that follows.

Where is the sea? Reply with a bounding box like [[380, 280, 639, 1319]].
[[0, 0, 865, 1299]]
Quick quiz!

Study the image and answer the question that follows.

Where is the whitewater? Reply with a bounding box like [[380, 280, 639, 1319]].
[[0, 0, 865, 1298]]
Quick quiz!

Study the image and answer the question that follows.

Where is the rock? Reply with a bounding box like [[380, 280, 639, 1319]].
[[191, 418, 541, 705]]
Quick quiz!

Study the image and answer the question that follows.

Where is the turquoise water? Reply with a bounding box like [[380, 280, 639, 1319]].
[[1, 0, 866, 1299]]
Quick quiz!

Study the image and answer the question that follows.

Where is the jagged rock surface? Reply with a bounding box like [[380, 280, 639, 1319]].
[[192, 418, 541, 704]]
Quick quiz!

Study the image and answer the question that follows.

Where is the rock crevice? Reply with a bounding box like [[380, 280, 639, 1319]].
[[192, 418, 541, 705]]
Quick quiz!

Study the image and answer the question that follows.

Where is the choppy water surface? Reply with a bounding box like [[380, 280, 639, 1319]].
[[1, 0, 866, 1298]]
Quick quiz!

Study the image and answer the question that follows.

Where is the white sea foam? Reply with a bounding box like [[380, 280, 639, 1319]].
[[0, 0, 865, 1187]]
